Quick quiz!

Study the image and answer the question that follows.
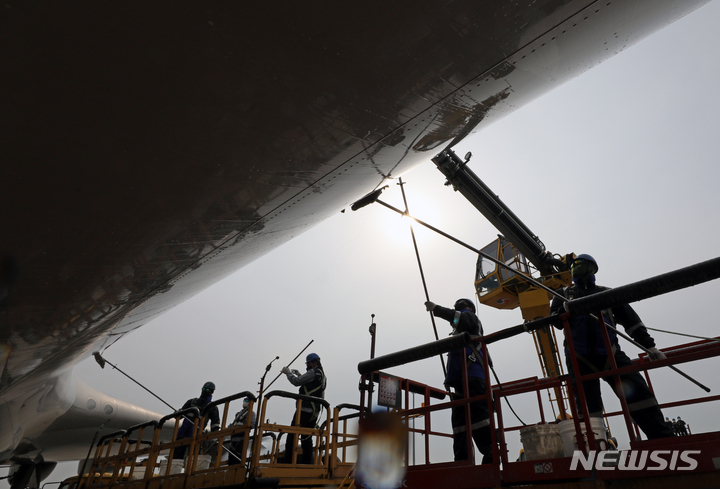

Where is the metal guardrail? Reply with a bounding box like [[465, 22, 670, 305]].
[[83, 390, 358, 489]]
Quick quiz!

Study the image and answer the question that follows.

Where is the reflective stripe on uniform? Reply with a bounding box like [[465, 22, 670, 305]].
[[301, 368, 327, 419], [301, 370, 326, 397], [625, 322, 644, 336], [472, 419, 490, 430], [627, 397, 658, 412], [453, 418, 490, 433]]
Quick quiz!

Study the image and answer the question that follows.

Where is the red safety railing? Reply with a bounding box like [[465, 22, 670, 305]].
[[359, 322, 720, 489]]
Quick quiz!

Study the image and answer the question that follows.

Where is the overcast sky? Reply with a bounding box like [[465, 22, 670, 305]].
[[5, 1, 720, 484]]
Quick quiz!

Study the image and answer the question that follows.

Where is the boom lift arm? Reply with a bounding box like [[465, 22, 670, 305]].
[[432, 149, 566, 276], [432, 148, 573, 418]]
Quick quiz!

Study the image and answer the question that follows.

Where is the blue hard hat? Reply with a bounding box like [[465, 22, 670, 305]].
[[202, 381, 216, 391], [306, 353, 320, 363], [454, 298, 475, 313], [571, 254, 598, 277]]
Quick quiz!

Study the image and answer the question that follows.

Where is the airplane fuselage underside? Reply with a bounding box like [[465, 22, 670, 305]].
[[0, 0, 711, 467]]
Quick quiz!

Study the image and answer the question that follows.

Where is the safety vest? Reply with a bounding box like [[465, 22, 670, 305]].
[[446, 311, 485, 383], [230, 408, 256, 442], [299, 366, 326, 417]]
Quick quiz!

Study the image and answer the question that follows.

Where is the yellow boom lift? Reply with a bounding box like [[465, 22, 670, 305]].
[[432, 149, 575, 419]]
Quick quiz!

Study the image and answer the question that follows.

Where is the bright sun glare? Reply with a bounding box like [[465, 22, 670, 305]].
[[379, 194, 439, 248]]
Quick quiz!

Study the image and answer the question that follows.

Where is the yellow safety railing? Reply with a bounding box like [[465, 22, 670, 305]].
[[86, 392, 256, 489], [83, 390, 359, 489], [328, 404, 363, 480], [250, 390, 331, 479]]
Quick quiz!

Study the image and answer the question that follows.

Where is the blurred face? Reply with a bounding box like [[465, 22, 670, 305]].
[[571, 259, 597, 278]]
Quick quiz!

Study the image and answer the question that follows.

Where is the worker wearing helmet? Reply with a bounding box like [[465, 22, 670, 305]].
[[227, 397, 257, 465], [675, 415, 688, 436], [280, 353, 327, 464], [173, 381, 222, 459], [425, 298, 493, 464], [551, 254, 674, 439]]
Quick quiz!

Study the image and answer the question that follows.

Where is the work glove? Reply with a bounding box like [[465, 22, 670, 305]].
[[425, 301, 436, 312], [648, 347, 667, 361], [291, 369, 301, 376], [281, 366, 291, 375]]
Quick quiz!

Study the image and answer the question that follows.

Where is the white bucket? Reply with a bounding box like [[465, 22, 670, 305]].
[[195, 454, 212, 471], [519, 423, 565, 460], [158, 458, 184, 475], [130, 467, 146, 480], [558, 418, 608, 456]]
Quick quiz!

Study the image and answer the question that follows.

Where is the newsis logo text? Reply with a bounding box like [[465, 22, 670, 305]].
[[570, 450, 701, 471]]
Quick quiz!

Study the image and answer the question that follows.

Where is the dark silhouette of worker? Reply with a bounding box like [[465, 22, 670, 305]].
[[280, 353, 327, 464], [675, 416, 688, 436], [551, 254, 674, 440], [426, 298, 493, 464], [173, 381, 221, 459], [227, 397, 257, 465]]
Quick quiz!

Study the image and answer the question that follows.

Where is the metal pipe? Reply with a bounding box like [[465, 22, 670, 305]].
[[565, 257, 720, 316], [265, 339, 314, 391], [373, 199, 564, 302], [93, 352, 176, 412], [397, 177, 447, 378], [367, 196, 717, 392], [368, 315, 376, 410], [432, 149, 555, 275], [358, 333, 471, 375]]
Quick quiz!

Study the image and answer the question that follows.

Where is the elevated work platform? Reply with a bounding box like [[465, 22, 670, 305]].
[[79, 260, 720, 489]]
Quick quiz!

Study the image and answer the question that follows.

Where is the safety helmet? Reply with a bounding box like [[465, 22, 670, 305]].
[[306, 353, 320, 363], [571, 254, 598, 278], [454, 298, 475, 313], [202, 381, 216, 392], [242, 397, 251, 405]]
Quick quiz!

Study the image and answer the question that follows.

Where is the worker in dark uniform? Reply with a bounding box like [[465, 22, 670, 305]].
[[425, 298, 493, 464], [227, 397, 257, 465], [551, 254, 674, 440], [675, 416, 688, 436], [173, 381, 221, 459], [280, 353, 327, 464]]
